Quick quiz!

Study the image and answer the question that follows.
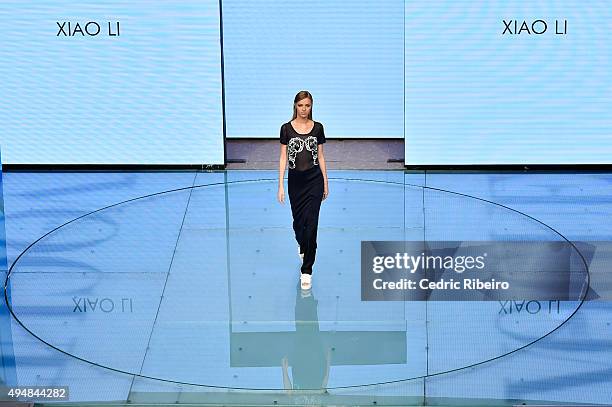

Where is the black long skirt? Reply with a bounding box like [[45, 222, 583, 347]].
[[288, 165, 324, 275]]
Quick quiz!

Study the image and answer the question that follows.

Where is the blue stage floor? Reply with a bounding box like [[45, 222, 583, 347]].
[[1, 170, 611, 405]]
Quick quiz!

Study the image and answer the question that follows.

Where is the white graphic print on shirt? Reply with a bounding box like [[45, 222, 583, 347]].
[[287, 136, 318, 169]]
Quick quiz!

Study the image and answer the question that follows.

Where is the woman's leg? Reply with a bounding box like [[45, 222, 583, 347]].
[[288, 171, 306, 255], [289, 167, 323, 275], [300, 170, 324, 275], [300, 207, 320, 274]]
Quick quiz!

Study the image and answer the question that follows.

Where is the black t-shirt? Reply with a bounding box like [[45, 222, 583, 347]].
[[280, 121, 326, 171]]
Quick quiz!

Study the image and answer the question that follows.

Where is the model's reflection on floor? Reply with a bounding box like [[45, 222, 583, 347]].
[[230, 280, 408, 390], [281, 284, 330, 391]]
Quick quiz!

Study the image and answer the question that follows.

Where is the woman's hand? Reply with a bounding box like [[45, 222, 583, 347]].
[[323, 183, 329, 201], [278, 186, 285, 204]]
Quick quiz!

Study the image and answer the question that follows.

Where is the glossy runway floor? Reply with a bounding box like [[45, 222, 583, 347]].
[[1, 170, 611, 405]]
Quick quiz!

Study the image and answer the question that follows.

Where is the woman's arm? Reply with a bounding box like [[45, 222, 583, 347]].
[[318, 144, 329, 200], [278, 144, 287, 204]]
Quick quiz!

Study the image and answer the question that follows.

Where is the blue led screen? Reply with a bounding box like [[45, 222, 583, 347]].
[[404, 1, 611, 164], [0, 0, 224, 165]]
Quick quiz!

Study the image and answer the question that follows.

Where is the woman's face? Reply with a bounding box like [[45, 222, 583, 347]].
[[295, 98, 312, 119]]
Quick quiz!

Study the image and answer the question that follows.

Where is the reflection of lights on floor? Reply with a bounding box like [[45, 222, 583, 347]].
[[3, 176, 589, 391], [1, 171, 609, 404]]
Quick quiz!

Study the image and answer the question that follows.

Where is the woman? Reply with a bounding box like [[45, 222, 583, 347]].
[[278, 91, 329, 290]]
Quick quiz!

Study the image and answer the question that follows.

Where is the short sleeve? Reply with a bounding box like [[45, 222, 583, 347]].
[[279, 124, 288, 145], [317, 123, 326, 144]]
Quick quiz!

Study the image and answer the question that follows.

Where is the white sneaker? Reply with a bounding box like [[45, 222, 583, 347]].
[[300, 273, 312, 290], [297, 245, 304, 261]]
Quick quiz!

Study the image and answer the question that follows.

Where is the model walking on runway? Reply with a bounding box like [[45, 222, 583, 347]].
[[277, 90, 329, 290]]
